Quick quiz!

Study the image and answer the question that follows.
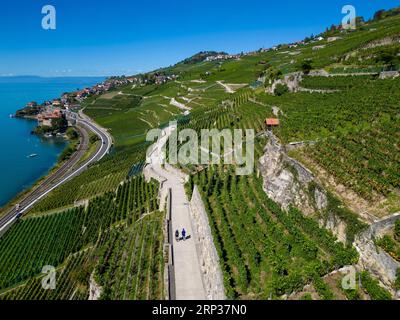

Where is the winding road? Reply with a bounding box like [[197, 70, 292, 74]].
[[0, 111, 112, 235]]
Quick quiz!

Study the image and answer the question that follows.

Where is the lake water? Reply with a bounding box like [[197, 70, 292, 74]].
[[0, 76, 104, 207]]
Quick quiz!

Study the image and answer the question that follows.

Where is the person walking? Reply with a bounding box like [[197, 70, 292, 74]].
[[175, 229, 180, 241], [182, 228, 186, 240]]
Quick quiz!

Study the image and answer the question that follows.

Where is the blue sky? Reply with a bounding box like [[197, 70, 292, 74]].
[[1, 0, 399, 76]]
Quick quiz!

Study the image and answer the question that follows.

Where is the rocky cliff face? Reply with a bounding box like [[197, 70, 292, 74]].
[[266, 72, 302, 94], [258, 132, 348, 243], [259, 132, 327, 215], [258, 133, 400, 293], [355, 213, 400, 292]]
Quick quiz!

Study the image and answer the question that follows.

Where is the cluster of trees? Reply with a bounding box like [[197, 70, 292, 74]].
[[182, 51, 228, 65], [375, 47, 400, 70], [372, 7, 400, 21], [58, 142, 77, 161], [34, 116, 68, 136], [274, 84, 289, 96], [66, 127, 79, 140], [298, 60, 313, 75]]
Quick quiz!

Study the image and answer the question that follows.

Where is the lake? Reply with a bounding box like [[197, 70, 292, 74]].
[[0, 76, 104, 207]]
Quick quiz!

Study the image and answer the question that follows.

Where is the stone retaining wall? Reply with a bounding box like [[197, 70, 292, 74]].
[[355, 213, 400, 291], [189, 185, 226, 300]]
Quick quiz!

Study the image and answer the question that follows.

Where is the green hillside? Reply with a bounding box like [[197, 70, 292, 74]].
[[1, 8, 399, 300]]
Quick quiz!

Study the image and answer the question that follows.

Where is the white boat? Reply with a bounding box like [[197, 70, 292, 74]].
[[27, 154, 38, 158]]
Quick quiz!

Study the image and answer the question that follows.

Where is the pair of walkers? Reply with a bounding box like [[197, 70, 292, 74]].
[[175, 228, 189, 241]]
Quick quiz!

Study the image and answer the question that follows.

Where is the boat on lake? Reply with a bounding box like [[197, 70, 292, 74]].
[[27, 154, 38, 158]]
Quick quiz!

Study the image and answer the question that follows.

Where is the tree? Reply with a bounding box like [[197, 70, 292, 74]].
[[265, 66, 282, 81], [90, 134, 100, 144], [274, 84, 289, 96], [51, 116, 68, 132], [356, 16, 365, 25], [66, 127, 78, 140], [376, 48, 400, 70], [299, 60, 313, 75], [373, 9, 385, 21]]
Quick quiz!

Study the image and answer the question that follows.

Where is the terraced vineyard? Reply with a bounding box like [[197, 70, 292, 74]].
[[0, 251, 92, 300], [188, 166, 358, 299], [0, 207, 87, 289], [0, 176, 161, 299], [30, 143, 149, 214], [375, 220, 400, 262], [94, 212, 165, 300], [307, 116, 399, 199], [300, 75, 374, 90], [2, 7, 400, 301], [258, 77, 400, 142]]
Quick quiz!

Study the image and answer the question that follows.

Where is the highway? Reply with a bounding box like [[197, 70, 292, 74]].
[[0, 111, 113, 235]]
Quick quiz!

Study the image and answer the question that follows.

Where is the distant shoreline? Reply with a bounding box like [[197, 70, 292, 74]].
[[0, 77, 105, 210]]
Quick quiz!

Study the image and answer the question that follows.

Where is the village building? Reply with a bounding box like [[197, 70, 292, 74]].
[[265, 118, 280, 130], [37, 108, 63, 127], [52, 100, 62, 107], [26, 101, 37, 108]]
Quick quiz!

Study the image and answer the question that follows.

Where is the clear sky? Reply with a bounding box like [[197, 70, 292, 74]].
[[1, 0, 399, 77]]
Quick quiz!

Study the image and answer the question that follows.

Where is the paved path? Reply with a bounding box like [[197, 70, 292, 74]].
[[145, 126, 206, 300], [0, 111, 112, 234]]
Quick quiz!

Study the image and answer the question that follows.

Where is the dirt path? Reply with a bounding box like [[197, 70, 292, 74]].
[[170, 98, 191, 111], [216, 81, 235, 93]]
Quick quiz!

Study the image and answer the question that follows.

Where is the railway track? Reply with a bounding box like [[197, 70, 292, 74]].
[[0, 113, 112, 234]]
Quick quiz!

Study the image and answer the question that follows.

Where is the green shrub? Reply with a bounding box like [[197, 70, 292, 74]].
[[300, 293, 313, 300], [376, 235, 396, 253], [313, 275, 334, 300], [66, 127, 79, 140], [274, 83, 289, 96], [59, 143, 76, 161]]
